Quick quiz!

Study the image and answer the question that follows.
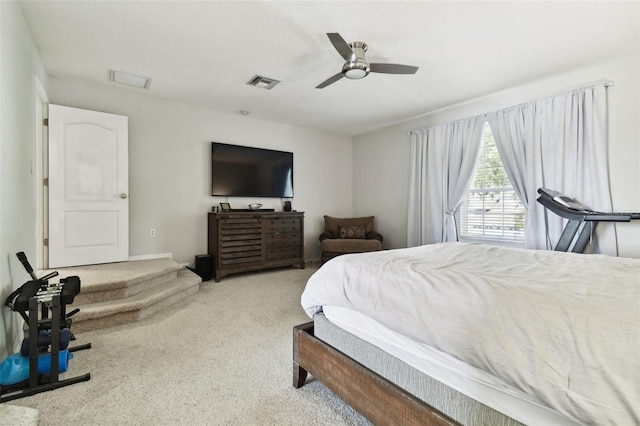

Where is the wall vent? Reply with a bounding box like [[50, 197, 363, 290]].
[[246, 75, 280, 90]]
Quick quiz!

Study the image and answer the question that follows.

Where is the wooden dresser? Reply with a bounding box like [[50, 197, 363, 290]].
[[207, 211, 305, 281]]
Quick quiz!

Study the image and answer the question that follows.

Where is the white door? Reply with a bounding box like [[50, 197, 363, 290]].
[[48, 104, 129, 267]]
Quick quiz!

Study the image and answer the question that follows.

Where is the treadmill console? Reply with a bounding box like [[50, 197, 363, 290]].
[[536, 187, 640, 253]]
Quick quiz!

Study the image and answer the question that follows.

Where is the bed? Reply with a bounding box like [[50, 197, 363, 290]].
[[293, 242, 639, 425]]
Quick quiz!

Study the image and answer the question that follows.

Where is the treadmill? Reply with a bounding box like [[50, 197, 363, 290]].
[[536, 187, 640, 253]]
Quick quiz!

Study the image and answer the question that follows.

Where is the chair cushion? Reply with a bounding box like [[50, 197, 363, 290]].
[[321, 238, 381, 253], [339, 224, 366, 239], [324, 215, 375, 237]]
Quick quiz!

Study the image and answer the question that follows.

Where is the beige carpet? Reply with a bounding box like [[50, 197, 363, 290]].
[[0, 404, 39, 425], [8, 266, 371, 426]]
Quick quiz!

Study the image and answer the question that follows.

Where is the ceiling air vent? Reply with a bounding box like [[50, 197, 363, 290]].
[[109, 69, 152, 89], [247, 75, 280, 90]]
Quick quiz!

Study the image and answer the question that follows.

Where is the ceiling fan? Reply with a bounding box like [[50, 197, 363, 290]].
[[316, 32, 419, 89]]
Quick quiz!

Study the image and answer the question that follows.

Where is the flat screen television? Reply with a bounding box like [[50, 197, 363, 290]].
[[211, 142, 293, 198]]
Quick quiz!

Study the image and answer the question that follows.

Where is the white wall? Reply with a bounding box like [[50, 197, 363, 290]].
[[47, 79, 354, 265], [354, 55, 640, 259], [0, 2, 49, 358]]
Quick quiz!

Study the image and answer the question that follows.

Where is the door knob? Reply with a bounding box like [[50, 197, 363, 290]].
[[120, 193, 128, 199]]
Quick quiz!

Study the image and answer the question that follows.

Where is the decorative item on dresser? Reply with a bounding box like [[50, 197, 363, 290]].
[[207, 212, 305, 281]]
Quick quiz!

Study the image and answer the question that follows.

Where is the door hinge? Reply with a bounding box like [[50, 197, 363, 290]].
[[43, 178, 48, 186], [44, 238, 49, 247], [43, 118, 48, 126]]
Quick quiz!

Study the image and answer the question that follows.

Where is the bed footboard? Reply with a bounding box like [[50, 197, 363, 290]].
[[293, 322, 458, 426]]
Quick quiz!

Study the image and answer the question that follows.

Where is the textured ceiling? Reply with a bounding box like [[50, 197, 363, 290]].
[[19, 1, 640, 136]]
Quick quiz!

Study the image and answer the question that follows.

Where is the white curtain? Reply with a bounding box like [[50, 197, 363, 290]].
[[486, 84, 615, 254], [407, 117, 484, 246]]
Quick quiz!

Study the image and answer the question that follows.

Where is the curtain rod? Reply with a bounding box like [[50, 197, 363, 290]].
[[408, 80, 615, 135]]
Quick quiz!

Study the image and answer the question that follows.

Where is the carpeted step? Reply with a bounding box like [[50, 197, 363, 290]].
[[45, 258, 183, 305], [71, 268, 201, 333]]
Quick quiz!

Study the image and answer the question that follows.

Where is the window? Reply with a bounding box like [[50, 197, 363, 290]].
[[460, 122, 525, 244]]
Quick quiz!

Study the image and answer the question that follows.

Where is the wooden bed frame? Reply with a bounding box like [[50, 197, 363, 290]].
[[292, 322, 459, 426]]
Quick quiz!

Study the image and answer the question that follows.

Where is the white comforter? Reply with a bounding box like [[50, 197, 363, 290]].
[[301, 243, 640, 425]]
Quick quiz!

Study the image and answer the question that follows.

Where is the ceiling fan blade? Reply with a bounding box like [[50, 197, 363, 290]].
[[369, 63, 419, 75], [316, 72, 345, 89], [327, 33, 354, 61]]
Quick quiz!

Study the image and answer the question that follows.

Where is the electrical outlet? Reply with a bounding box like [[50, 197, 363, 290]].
[[149, 228, 156, 237]]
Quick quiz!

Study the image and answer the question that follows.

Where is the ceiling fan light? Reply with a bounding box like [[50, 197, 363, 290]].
[[344, 68, 367, 79]]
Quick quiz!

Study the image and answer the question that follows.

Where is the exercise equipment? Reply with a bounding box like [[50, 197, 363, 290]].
[[536, 188, 640, 253], [20, 328, 70, 356], [0, 253, 91, 402]]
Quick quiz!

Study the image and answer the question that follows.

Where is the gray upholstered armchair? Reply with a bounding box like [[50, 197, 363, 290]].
[[319, 215, 383, 264]]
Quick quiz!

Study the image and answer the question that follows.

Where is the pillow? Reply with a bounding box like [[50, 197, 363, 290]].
[[339, 224, 366, 239], [324, 215, 375, 236]]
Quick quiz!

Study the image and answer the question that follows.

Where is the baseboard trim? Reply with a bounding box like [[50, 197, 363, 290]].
[[128, 253, 173, 261], [128, 255, 318, 266]]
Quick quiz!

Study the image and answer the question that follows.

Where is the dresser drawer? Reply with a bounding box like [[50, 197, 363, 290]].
[[264, 232, 301, 247], [263, 218, 301, 234], [265, 247, 302, 262]]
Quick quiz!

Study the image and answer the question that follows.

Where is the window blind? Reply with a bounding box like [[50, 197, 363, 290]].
[[460, 123, 525, 243]]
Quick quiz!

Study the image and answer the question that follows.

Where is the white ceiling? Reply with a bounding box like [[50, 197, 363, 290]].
[[19, 1, 639, 136]]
